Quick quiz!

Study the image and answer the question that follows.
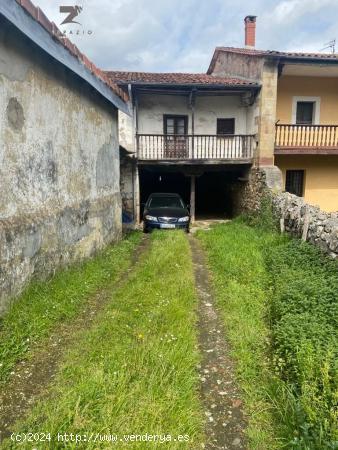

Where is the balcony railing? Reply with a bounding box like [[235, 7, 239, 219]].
[[136, 134, 255, 161], [275, 124, 338, 151]]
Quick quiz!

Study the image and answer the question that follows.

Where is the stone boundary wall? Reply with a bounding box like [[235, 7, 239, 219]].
[[232, 166, 282, 215], [273, 192, 338, 259]]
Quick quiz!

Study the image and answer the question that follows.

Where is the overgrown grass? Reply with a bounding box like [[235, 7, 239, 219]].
[[197, 220, 338, 449], [265, 238, 338, 449], [197, 221, 281, 449], [0, 232, 141, 383], [4, 231, 203, 449]]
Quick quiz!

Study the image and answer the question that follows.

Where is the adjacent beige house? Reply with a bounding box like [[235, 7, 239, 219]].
[[208, 17, 338, 212]]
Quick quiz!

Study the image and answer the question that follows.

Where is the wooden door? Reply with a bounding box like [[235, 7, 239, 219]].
[[163, 115, 188, 158]]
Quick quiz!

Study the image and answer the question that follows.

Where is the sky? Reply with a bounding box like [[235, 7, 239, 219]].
[[33, 0, 338, 73]]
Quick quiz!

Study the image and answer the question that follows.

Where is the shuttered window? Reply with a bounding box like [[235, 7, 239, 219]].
[[285, 170, 305, 197], [296, 102, 314, 125], [217, 118, 235, 135]]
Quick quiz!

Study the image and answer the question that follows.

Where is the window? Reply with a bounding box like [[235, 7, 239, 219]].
[[217, 118, 235, 135], [285, 170, 305, 197], [149, 196, 184, 209], [163, 115, 188, 135], [296, 102, 314, 125], [292, 96, 320, 125]]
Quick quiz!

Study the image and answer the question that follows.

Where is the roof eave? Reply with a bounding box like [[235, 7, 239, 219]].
[[0, 0, 130, 115], [117, 81, 259, 91], [208, 48, 338, 72], [207, 48, 219, 74], [278, 56, 338, 65]]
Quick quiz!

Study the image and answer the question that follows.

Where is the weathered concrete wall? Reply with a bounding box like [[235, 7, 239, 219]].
[[273, 192, 338, 259], [137, 94, 256, 135], [210, 51, 264, 81], [119, 110, 134, 152], [0, 20, 121, 313]]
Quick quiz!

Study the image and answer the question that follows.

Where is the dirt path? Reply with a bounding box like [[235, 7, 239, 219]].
[[189, 235, 247, 450], [0, 235, 150, 443]]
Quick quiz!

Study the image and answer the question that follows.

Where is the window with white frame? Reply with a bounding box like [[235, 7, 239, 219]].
[[292, 96, 320, 125]]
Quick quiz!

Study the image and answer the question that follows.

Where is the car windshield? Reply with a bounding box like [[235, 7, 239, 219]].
[[148, 196, 184, 209]]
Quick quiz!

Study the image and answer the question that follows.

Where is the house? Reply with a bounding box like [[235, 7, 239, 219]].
[[115, 15, 338, 222], [208, 17, 338, 212], [0, 0, 128, 312], [109, 16, 287, 225], [107, 68, 262, 223]]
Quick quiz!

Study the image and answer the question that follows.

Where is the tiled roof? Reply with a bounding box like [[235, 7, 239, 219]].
[[105, 71, 259, 87], [214, 46, 338, 60], [15, 0, 128, 103], [207, 46, 338, 74]]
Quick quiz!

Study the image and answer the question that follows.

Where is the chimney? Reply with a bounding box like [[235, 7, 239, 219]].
[[244, 15, 257, 48]]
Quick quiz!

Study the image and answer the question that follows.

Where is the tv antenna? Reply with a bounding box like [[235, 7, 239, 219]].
[[320, 39, 336, 53]]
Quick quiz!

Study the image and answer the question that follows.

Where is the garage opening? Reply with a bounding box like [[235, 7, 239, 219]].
[[139, 165, 249, 221], [195, 171, 240, 219], [139, 167, 190, 216]]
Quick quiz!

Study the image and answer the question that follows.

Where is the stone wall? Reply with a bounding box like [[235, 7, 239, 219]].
[[232, 166, 282, 215], [232, 166, 338, 258], [120, 152, 135, 220], [273, 193, 338, 259], [0, 20, 122, 314]]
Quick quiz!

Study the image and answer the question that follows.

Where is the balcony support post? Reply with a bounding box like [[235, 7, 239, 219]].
[[190, 174, 196, 223], [134, 164, 140, 224]]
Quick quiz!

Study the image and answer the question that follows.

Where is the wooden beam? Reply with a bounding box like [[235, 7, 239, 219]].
[[134, 164, 140, 224], [190, 175, 196, 223]]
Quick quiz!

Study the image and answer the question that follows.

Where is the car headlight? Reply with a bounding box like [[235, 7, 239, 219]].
[[178, 216, 190, 222], [145, 215, 157, 222]]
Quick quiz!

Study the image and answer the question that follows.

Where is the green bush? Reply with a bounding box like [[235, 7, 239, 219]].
[[266, 238, 338, 448], [244, 193, 279, 232]]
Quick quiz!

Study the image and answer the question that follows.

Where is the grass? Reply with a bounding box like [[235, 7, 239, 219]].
[[0, 232, 141, 384], [265, 237, 338, 449], [197, 221, 281, 449], [197, 220, 338, 449], [4, 231, 203, 449]]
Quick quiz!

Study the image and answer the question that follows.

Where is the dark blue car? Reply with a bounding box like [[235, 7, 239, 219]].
[[143, 193, 190, 233]]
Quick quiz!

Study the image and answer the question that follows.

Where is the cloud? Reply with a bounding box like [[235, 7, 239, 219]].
[[34, 0, 338, 72]]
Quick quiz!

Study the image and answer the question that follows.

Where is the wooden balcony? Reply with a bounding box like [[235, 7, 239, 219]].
[[275, 124, 338, 154], [136, 134, 256, 163]]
